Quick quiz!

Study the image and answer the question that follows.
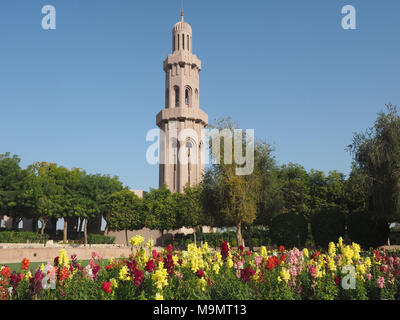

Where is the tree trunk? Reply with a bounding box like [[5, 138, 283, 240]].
[[193, 228, 197, 246], [84, 218, 88, 246], [40, 219, 48, 235], [161, 230, 164, 247], [125, 229, 129, 247], [104, 224, 109, 236], [236, 221, 244, 247], [63, 218, 68, 244]]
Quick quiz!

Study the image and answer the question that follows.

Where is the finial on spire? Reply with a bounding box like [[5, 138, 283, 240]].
[[181, 0, 184, 22]]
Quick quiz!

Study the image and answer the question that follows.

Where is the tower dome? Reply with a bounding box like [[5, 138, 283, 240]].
[[172, 10, 192, 53]]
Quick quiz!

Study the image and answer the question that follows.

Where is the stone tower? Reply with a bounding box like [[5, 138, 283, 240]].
[[156, 10, 208, 193]]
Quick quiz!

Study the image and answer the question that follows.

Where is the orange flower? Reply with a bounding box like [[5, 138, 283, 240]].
[[21, 258, 30, 271], [59, 267, 70, 283], [0, 266, 10, 279]]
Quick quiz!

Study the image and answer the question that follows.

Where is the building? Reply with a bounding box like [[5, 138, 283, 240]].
[[156, 10, 208, 193]]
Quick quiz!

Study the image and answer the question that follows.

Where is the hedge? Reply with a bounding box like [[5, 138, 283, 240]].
[[0, 231, 49, 243], [347, 212, 390, 249], [87, 234, 115, 244], [311, 207, 346, 249], [270, 212, 308, 248]]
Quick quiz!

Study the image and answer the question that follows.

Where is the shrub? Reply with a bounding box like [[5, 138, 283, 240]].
[[311, 207, 346, 249], [347, 212, 390, 249], [0, 231, 48, 243], [87, 234, 115, 244], [270, 213, 308, 248]]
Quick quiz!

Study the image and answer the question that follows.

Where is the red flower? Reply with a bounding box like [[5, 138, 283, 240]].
[[145, 259, 156, 273], [101, 282, 112, 294], [280, 254, 287, 262], [196, 269, 204, 278], [167, 244, 173, 253], [279, 245, 285, 252], [240, 266, 256, 283], [152, 250, 158, 260], [239, 245, 244, 253], [266, 256, 280, 270], [21, 258, 30, 271], [220, 241, 230, 260], [334, 275, 340, 285], [246, 251, 251, 256]]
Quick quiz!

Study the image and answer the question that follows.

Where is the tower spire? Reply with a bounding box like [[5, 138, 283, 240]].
[[181, 1, 184, 22]]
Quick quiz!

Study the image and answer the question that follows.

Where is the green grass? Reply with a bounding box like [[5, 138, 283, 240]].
[[3, 259, 115, 273]]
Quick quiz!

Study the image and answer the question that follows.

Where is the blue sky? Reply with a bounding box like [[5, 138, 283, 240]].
[[0, 0, 399, 192]]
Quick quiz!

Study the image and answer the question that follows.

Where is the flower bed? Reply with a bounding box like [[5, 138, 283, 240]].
[[0, 236, 399, 300]]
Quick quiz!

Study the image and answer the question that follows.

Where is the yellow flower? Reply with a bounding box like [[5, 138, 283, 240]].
[[108, 258, 114, 264], [119, 266, 131, 281], [155, 293, 164, 300], [130, 235, 144, 247], [146, 237, 154, 250], [152, 264, 169, 290], [280, 268, 290, 283], [356, 264, 366, 276], [202, 242, 209, 253], [260, 246, 268, 258], [302, 248, 309, 258], [338, 237, 344, 249], [277, 276, 282, 283], [364, 257, 372, 268], [226, 257, 234, 269], [58, 249, 69, 268], [197, 277, 207, 291], [212, 263, 220, 275], [40, 263, 45, 271], [327, 257, 337, 271], [328, 242, 336, 257], [110, 278, 118, 289], [25, 271, 32, 280]]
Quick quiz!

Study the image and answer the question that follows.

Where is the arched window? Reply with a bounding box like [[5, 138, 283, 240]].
[[185, 86, 192, 107], [174, 86, 180, 107], [182, 34, 185, 50], [177, 35, 180, 50], [187, 35, 190, 51]]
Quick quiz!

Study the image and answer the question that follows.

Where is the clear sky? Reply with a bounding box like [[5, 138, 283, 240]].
[[0, 0, 399, 192]]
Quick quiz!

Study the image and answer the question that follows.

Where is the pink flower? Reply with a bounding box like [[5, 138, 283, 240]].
[[254, 256, 263, 268], [365, 273, 372, 281], [377, 276, 385, 289]]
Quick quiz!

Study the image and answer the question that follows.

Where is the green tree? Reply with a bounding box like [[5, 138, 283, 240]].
[[25, 162, 64, 235], [104, 189, 144, 246], [348, 104, 400, 222], [253, 141, 284, 227], [144, 184, 176, 246], [0, 153, 31, 230], [175, 184, 205, 245], [203, 117, 258, 247], [278, 163, 311, 219], [79, 174, 123, 245]]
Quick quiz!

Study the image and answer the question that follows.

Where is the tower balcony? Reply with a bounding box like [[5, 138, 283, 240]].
[[156, 107, 208, 127], [164, 52, 202, 71]]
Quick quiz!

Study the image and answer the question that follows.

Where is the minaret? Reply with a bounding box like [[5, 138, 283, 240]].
[[156, 11, 208, 193]]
